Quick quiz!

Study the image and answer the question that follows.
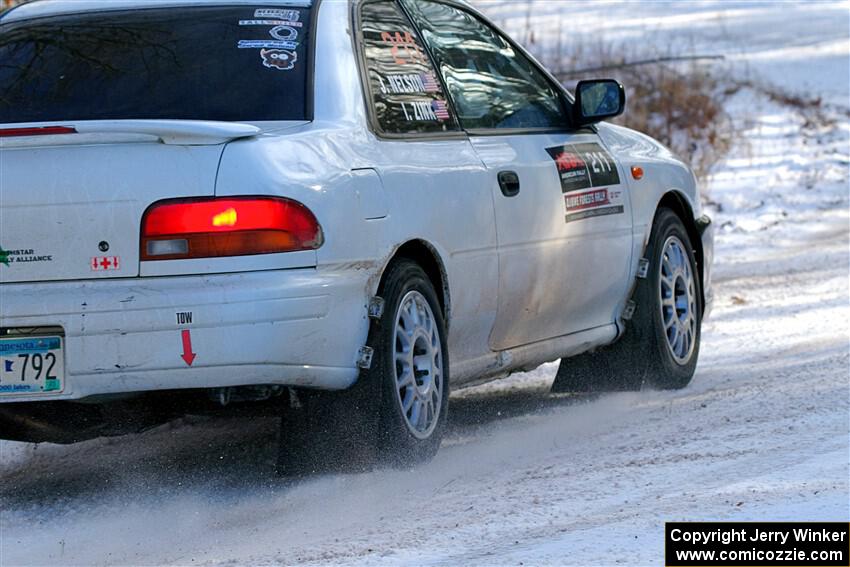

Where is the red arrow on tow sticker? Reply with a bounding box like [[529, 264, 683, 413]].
[[180, 329, 196, 366]]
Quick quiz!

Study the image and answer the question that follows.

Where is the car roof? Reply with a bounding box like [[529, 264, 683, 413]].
[[2, 0, 312, 22], [2, 0, 475, 23]]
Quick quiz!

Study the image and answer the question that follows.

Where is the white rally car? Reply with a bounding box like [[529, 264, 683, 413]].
[[0, 0, 712, 472]]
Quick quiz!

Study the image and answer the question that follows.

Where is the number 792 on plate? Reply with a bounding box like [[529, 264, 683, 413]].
[[0, 336, 65, 395]]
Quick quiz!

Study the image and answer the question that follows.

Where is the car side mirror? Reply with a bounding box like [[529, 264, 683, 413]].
[[573, 79, 626, 126]]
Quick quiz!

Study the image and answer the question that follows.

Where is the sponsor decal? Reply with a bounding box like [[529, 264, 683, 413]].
[[0, 246, 53, 266], [239, 19, 303, 28], [551, 149, 590, 192], [91, 256, 120, 271], [546, 142, 621, 193], [269, 24, 298, 42], [546, 142, 624, 223], [380, 30, 426, 65], [565, 205, 625, 224], [260, 48, 297, 70], [238, 39, 297, 49], [565, 188, 610, 211], [254, 8, 300, 21]]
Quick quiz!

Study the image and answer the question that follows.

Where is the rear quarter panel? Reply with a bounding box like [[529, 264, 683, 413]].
[[216, 0, 500, 370]]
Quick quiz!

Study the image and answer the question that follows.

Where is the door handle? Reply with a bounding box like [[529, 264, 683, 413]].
[[498, 170, 520, 197]]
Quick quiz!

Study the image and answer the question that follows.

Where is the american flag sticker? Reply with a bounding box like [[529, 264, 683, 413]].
[[420, 72, 440, 93], [432, 99, 450, 121]]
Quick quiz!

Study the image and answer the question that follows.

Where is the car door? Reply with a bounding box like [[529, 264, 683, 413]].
[[403, 0, 634, 350], [354, 0, 501, 371]]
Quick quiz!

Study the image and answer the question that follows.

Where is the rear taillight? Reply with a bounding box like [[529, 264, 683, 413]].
[[140, 197, 323, 261]]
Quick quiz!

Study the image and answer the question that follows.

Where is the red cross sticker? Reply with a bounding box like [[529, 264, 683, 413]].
[[91, 256, 120, 271]]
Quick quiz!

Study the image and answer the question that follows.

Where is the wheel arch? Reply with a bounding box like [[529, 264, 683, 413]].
[[651, 191, 706, 312], [377, 239, 451, 327]]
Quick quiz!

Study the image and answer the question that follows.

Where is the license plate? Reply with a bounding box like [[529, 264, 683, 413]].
[[0, 336, 65, 396]]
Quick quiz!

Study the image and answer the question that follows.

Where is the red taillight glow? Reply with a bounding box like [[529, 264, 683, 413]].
[[141, 197, 323, 260], [0, 126, 77, 138]]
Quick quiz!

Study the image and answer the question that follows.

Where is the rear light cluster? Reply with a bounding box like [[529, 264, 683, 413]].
[[141, 197, 323, 260]]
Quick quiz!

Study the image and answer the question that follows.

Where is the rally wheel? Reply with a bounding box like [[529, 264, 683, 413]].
[[551, 208, 701, 393]]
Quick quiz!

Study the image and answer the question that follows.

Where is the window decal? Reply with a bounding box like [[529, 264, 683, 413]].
[[360, 1, 458, 134], [237, 7, 303, 70], [260, 48, 297, 70], [402, 0, 568, 130], [0, 5, 312, 122]]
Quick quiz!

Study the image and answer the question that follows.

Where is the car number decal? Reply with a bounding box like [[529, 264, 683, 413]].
[[546, 142, 624, 223], [546, 142, 621, 193]]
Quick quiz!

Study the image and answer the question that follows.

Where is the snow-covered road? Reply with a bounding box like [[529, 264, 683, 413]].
[[1, 2, 848, 565]]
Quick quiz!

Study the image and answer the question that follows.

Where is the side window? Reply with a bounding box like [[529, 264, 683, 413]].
[[402, 0, 568, 131], [358, 0, 459, 135]]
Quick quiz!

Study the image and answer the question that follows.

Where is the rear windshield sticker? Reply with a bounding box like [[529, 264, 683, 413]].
[[239, 19, 303, 27], [254, 8, 300, 20], [546, 142, 621, 193], [269, 25, 298, 41], [238, 39, 297, 49], [261, 48, 297, 70]]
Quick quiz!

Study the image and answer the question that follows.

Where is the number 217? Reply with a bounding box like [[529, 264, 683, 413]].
[[586, 151, 613, 174]]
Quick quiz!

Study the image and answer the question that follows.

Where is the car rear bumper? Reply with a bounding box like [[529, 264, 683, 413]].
[[0, 268, 369, 403], [696, 214, 714, 318]]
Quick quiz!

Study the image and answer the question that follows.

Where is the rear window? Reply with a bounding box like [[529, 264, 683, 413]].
[[0, 5, 313, 124]]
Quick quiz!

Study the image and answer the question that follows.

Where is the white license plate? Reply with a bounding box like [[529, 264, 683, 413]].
[[0, 335, 65, 396]]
